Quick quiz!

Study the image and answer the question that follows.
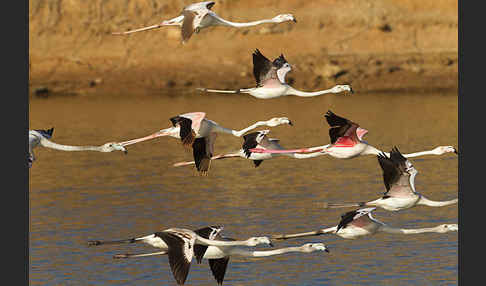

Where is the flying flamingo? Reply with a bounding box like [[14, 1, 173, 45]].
[[117, 112, 292, 175], [88, 226, 274, 285], [173, 129, 326, 169], [29, 128, 127, 168], [197, 49, 353, 99], [271, 207, 458, 240], [111, 1, 296, 43], [105, 226, 328, 285], [323, 147, 458, 211], [250, 110, 458, 158]]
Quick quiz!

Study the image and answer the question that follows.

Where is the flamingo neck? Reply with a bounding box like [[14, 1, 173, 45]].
[[212, 16, 277, 28], [119, 127, 177, 146], [285, 86, 338, 97], [380, 225, 442, 234], [417, 197, 458, 207], [231, 246, 305, 257], [40, 138, 102, 152]]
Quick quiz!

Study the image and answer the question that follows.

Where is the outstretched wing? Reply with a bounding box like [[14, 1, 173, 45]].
[[209, 257, 230, 285], [377, 152, 402, 193], [155, 231, 195, 285], [242, 132, 260, 158], [252, 49, 276, 87], [192, 137, 212, 174], [324, 110, 359, 144], [181, 11, 197, 42], [170, 115, 196, 147], [34, 127, 54, 139], [336, 207, 376, 233]]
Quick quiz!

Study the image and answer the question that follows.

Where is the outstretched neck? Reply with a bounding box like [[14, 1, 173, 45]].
[[40, 138, 102, 152], [196, 236, 255, 247], [285, 86, 338, 97], [213, 16, 276, 28], [215, 120, 278, 137], [417, 196, 458, 207], [380, 225, 442, 234], [230, 246, 304, 257]]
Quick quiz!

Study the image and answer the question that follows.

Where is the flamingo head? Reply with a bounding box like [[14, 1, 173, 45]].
[[432, 146, 458, 155], [246, 236, 274, 247], [330, 84, 353, 94], [435, 224, 458, 233], [300, 243, 330, 253], [272, 14, 297, 23], [266, 117, 293, 127], [101, 142, 128, 154]]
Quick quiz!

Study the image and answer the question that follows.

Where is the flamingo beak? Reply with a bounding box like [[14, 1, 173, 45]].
[[288, 120, 293, 126], [292, 17, 297, 23], [453, 148, 458, 155], [325, 248, 330, 253], [269, 241, 274, 247], [349, 86, 354, 94]]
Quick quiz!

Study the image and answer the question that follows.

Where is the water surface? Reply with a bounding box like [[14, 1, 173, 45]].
[[29, 91, 458, 285]]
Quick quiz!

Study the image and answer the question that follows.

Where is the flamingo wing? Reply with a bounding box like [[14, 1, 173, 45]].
[[155, 231, 195, 285], [181, 11, 197, 42], [34, 127, 54, 139], [337, 207, 376, 233], [170, 115, 196, 147], [252, 49, 277, 87], [242, 132, 261, 158], [192, 137, 212, 174], [209, 257, 230, 285], [325, 110, 359, 144]]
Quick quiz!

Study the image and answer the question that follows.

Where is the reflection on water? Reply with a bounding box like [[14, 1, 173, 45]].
[[29, 91, 458, 285]]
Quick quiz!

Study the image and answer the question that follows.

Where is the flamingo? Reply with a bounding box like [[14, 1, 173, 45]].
[[117, 112, 292, 175], [173, 129, 326, 169], [323, 147, 458, 211], [249, 110, 458, 158], [29, 128, 127, 168], [88, 226, 274, 285], [104, 226, 328, 285], [271, 207, 458, 240], [111, 1, 296, 43], [197, 49, 353, 99]]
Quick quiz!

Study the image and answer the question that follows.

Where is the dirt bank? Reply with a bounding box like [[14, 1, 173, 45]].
[[29, 0, 458, 97]]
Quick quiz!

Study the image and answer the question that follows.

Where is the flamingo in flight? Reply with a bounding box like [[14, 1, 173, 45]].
[[271, 207, 458, 240], [29, 128, 127, 168], [250, 110, 458, 158], [88, 226, 275, 285], [323, 147, 458, 211], [173, 129, 326, 169], [117, 112, 292, 175], [107, 226, 328, 285], [197, 49, 353, 99], [112, 1, 296, 43]]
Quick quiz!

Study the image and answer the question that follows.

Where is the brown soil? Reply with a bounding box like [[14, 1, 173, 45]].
[[29, 0, 458, 97]]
